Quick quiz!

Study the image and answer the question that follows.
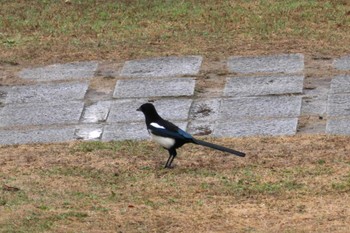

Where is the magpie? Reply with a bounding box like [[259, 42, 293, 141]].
[[137, 103, 245, 168]]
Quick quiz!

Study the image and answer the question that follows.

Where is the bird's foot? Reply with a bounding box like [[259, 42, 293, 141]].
[[164, 164, 176, 169]]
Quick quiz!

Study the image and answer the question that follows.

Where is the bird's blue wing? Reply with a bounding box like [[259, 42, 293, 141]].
[[149, 126, 193, 141], [176, 128, 193, 139]]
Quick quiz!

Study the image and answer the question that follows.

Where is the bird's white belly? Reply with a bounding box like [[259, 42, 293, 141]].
[[150, 133, 175, 149]]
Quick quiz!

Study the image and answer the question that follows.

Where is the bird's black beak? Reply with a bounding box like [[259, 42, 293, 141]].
[[136, 107, 141, 112]]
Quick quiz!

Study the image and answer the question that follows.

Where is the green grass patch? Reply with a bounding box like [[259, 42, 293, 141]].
[[1, 0, 350, 63]]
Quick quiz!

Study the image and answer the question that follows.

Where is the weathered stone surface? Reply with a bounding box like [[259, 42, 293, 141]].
[[224, 75, 304, 97], [297, 117, 326, 134], [326, 118, 350, 135], [5, 82, 89, 104], [330, 75, 350, 93], [327, 94, 350, 117], [18, 61, 98, 81], [102, 122, 188, 141], [187, 121, 214, 136], [227, 54, 304, 74], [113, 78, 195, 98], [75, 125, 103, 140], [301, 76, 330, 116], [301, 96, 328, 116], [213, 118, 298, 137], [188, 99, 220, 136], [120, 56, 202, 78], [0, 127, 75, 145], [0, 88, 6, 107], [333, 56, 350, 71], [219, 96, 302, 121], [107, 99, 192, 123], [189, 98, 221, 122], [0, 101, 84, 127], [82, 101, 111, 123]]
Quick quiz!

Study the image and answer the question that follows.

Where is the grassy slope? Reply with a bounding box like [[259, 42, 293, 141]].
[[1, 135, 350, 232], [1, 0, 350, 65]]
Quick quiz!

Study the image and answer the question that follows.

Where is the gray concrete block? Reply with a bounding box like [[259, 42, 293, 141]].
[[302, 96, 328, 116], [219, 96, 302, 121], [5, 81, 89, 104], [297, 117, 326, 134], [330, 75, 350, 94], [75, 125, 103, 140], [224, 75, 304, 97], [113, 78, 195, 98], [120, 56, 202, 78], [213, 118, 298, 137], [327, 94, 350, 117], [0, 88, 6, 107], [0, 127, 75, 145], [227, 54, 304, 74], [102, 121, 188, 141], [301, 77, 330, 116], [187, 121, 214, 136], [326, 118, 350, 135], [189, 98, 221, 122], [18, 61, 98, 81], [107, 99, 192, 123], [0, 101, 84, 127], [333, 56, 350, 71], [82, 101, 111, 123]]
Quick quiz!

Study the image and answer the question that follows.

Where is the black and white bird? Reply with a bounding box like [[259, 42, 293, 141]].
[[137, 103, 245, 168]]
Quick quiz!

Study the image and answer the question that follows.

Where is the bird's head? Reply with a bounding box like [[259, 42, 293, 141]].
[[137, 103, 161, 120]]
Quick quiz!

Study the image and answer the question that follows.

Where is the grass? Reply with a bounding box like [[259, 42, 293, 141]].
[[1, 135, 350, 232], [1, 1, 350, 232], [1, 0, 350, 65]]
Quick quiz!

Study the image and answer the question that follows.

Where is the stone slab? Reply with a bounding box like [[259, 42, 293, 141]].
[[327, 94, 350, 117], [0, 127, 75, 145], [187, 121, 214, 136], [297, 117, 326, 134], [107, 99, 192, 123], [113, 78, 195, 98], [0, 88, 6, 107], [219, 96, 302, 121], [227, 54, 304, 74], [102, 121, 188, 141], [120, 56, 202, 78], [301, 96, 328, 116], [75, 125, 103, 140], [330, 75, 350, 94], [0, 101, 84, 127], [301, 76, 330, 116], [18, 61, 98, 81], [224, 75, 304, 97], [5, 81, 89, 104], [189, 98, 221, 122], [213, 118, 298, 137], [326, 118, 350, 135], [82, 101, 111, 123], [301, 77, 331, 117], [333, 56, 350, 71]]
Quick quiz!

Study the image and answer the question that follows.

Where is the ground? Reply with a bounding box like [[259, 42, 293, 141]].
[[1, 136, 350, 232], [1, 1, 350, 232]]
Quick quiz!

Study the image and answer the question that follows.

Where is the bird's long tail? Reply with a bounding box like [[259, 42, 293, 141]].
[[192, 139, 245, 157]]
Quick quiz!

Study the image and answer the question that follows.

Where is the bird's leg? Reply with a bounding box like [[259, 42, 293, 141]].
[[165, 149, 177, 169], [164, 154, 173, 169]]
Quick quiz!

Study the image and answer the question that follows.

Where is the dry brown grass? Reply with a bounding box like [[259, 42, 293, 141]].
[[1, 0, 350, 67], [1, 135, 350, 232]]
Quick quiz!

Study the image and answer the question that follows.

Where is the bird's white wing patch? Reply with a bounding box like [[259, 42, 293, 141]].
[[150, 122, 165, 129]]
